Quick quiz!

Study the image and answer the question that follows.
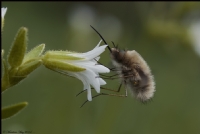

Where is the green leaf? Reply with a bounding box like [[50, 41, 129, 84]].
[[1, 59, 10, 92], [2, 102, 28, 120], [8, 27, 28, 68], [23, 44, 45, 64], [8, 75, 26, 88], [16, 60, 42, 76]]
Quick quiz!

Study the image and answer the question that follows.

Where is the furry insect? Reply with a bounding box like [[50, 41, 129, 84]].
[[77, 26, 156, 107]]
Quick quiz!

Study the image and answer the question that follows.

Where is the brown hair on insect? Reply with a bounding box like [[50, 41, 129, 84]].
[[77, 25, 156, 107]]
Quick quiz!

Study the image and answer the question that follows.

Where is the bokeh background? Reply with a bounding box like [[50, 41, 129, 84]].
[[2, 2, 200, 134]]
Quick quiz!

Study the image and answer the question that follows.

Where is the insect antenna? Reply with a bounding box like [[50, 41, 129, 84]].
[[76, 90, 86, 97], [111, 41, 119, 49], [111, 41, 116, 48], [90, 25, 112, 53]]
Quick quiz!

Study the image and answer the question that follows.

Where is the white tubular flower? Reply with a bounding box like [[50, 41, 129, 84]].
[[42, 40, 110, 101], [1, 7, 7, 30], [1, 7, 7, 19]]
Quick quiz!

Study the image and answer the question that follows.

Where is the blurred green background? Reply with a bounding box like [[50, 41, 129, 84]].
[[2, 2, 200, 134]]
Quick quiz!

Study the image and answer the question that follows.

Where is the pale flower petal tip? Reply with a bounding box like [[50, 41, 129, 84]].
[[1, 7, 7, 19], [99, 78, 107, 85], [94, 40, 102, 48], [87, 87, 92, 101], [101, 66, 110, 73], [94, 39, 107, 47]]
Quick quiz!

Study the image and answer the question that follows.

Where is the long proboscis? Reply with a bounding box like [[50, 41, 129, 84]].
[[90, 25, 112, 52]]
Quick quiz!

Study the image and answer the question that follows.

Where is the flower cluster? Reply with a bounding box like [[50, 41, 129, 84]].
[[2, 6, 110, 103]]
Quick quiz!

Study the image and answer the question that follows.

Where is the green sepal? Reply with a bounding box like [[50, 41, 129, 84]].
[[16, 60, 42, 76], [8, 67, 26, 87], [44, 51, 84, 61], [8, 27, 28, 68], [2, 18, 5, 31], [23, 44, 45, 64], [43, 59, 86, 72], [8, 75, 26, 88], [2, 102, 28, 120]]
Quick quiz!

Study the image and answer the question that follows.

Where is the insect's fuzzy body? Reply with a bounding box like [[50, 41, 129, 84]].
[[90, 25, 155, 103], [111, 47, 155, 102]]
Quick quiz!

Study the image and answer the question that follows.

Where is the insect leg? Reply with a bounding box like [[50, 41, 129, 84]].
[[98, 74, 120, 79], [97, 74, 135, 80], [75, 83, 121, 97], [80, 83, 127, 107], [76, 90, 87, 97], [94, 58, 119, 72], [100, 83, 122, 92]]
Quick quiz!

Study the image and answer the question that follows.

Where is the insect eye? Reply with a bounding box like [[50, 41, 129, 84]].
[[133, 80, 139, 86]]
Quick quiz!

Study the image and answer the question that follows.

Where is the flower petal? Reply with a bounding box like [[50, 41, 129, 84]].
[[94, 56, 100, 61], [93, 40, 102, 49], [92, 65, 110, 73], [62, 69, 99, 99], [81, 45, 107, 60], [1, 7, 7, 19], [82, 69, 100, 93], [87, 86, 92, 101], [98, 78, 106, 85], [67, 40, 107, 60], [69, 61, 110, 73]]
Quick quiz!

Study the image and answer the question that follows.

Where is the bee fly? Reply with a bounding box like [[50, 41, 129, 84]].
[[77, 25, 155, 107]]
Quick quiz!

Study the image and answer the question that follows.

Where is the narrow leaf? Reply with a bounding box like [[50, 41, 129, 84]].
[[8, 27, 28, 68], [17, 60, 42, 76], [44, 50, 84, 60], [23, 44, 45, 64], [8, 75, 26, 88], [2, 102, 28, 120]]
